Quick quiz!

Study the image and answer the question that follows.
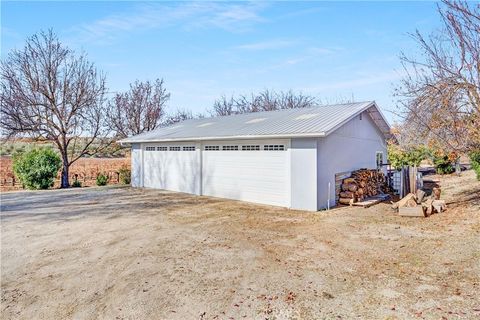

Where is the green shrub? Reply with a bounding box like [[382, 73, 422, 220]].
[[118, 166, 131, 185], [469, 150, 480, 180], [12, 148, 61, 190], [72, 180, 82, 188], [96, 173, 108, 186], [432, 154, 455, 174], [387, 144, 430, 170]]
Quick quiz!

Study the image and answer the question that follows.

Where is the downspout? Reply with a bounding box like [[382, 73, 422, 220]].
[[327, 182, 331, 210]]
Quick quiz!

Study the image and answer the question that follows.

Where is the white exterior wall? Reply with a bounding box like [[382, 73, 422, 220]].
[[316, 111, 387, 209], [290, 138, 317, 211], [131, 143, 143, 187]]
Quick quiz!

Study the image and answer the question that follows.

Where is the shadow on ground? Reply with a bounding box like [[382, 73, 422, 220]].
[[0, 186, 224, 223]]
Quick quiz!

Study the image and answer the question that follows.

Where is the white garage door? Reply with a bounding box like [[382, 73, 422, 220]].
[[143, 144, 199, 194], [202, 140, 290, 207]]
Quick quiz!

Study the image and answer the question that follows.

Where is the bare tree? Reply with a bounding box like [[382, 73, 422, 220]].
[[210, 95, 235, 116], [395, 0, 480, 153], [0, 30, 109, 188], [163, 108, 201, 125], [108, 79, 170, 139], [209, 89, 318, 116], [279, 90, 318, 109]]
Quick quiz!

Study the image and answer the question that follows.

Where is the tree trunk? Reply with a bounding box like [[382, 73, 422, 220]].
[[61, 162, 70, 188]]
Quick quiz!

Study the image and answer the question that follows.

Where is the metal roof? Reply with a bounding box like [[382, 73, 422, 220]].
[[119, 101, 393, 143]]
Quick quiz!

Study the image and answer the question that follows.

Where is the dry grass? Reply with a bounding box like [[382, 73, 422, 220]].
[[1, 171, 479, 319]]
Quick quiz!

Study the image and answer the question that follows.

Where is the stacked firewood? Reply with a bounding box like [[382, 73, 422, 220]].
[[338, 169, 387, 205]]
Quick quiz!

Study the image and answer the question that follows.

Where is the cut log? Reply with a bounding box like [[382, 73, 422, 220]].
[[432, 187, 441, 200], [348, 184, 358, 192], [432, 200, 447, 213], [416, 189, 426, 204], [339, 191, 355, 198], [423, 199, 434, 215], [338, 198, 354, 205], [343, 178, 356, 184], [399, 205, 426, 217], [406, 198, 418, 207], [392, 193, 417, 209]]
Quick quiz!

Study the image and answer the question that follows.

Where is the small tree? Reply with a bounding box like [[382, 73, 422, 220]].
[[1, 30, 110, 188], [209, 89, 318, 116], [108, 79, 170, 139], [387, 143, 430, 170], [13, 148, 61, 190], [394, 0, 480, 153]]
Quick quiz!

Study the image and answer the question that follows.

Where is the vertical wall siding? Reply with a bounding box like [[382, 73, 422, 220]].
[[317, 111, 387, 209], [131, 143, 142, 187], [290, 138, 318, 211]]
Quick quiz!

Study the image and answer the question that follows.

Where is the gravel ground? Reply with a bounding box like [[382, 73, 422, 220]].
[[1, 170, 479, 320]]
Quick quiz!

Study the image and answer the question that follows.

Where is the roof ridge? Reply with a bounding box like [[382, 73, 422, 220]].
[[196, 101, 373, 123], [118, 100, 391, 144]]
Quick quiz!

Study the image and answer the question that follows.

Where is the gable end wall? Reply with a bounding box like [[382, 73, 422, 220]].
[[316, 111, 387, 209]]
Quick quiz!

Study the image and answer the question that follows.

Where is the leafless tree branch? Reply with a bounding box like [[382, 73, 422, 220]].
[[395, 0, 480, 153], [107, 79, 170, 139], [0, 30, 110, 187]]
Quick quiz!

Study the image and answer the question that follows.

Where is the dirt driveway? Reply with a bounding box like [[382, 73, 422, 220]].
[[1, 171, 479, 320]]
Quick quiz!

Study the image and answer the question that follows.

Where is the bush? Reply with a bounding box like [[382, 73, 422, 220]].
[[96, 173, 109, 186], [118, 166, 131, 185], [469, 150, 480, 180], [387, 144, 429, 170], [432, 153, 455, 174], [72, 180, 82, 188], [12, 148, 61, 190]]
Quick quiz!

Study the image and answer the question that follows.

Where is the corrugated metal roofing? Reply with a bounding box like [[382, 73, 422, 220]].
[[119, 101, 392, 143]]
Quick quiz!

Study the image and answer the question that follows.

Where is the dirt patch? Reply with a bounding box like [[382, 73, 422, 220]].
[[1, 171, 479, 319]]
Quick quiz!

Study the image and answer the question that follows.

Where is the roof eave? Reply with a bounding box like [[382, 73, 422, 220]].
[[118, 132, 328, 144]]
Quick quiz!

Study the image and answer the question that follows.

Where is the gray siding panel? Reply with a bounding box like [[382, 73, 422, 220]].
[[131, 143, 142, 187], [317, 111, 387, 209]]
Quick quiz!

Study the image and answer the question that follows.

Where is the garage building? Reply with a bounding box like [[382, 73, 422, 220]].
[[120, 101, 392, 211]]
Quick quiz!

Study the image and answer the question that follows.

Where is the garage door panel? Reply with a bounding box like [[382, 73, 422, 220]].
[[143, 147, 198, 194], [202, 143, 289, 207]]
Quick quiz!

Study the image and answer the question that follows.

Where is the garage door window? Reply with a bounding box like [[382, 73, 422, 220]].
[[157, 146, 168, 151], [169, 146, 181, 151], [183, 146, 195, 151], [205, 146, 220, 151], [222, 145, 238, 151], [145, 146, 156, 151], [263, 145, 285, 151], [242, 145, 260, 151]]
